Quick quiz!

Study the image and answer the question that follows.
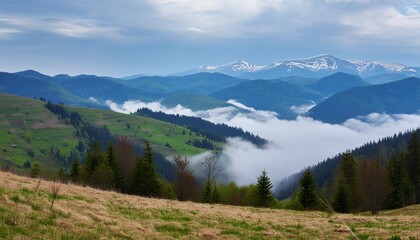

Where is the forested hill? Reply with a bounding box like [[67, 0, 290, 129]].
[[135, 108, 268, 147], [276, 128, 419, 199]]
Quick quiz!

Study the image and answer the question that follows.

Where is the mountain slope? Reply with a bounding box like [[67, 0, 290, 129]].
[[124, 72, 247, 96], [210, 80, 324, 119], [161, 93, 231, 111], [0, 72, 101, 107], [185, 55, 419, 79], [0, 93, 220, 172], [307, 77, 420, 124], [306, 72, 369, 96], [54, 74, 154, 103]]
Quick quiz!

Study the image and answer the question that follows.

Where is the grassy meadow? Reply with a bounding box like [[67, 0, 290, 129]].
[[0, 93, 219, 171], [0, 172, 419, 240]]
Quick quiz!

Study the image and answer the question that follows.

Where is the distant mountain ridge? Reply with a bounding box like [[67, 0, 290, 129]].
[[307, 77, 420, 124], [183, 55, 419, 79]]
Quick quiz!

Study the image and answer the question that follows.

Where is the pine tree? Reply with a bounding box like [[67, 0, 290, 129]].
[[30, 162, 41, 178], [57, 167, 66, 182], [336, 152, 358, 210], [70, 158, 80, 183], [84, 141, 104, 176], [201, 179, 213, 203], [298, 168, 317, 209], [333, 176, 350, 213], [90, 158, 115, 190], [211, 185, 221, 204], [107, 142, 123, 192], [254, 170, 273, 207], [132, 141, 161, 197], [406, 133, 420, 203]]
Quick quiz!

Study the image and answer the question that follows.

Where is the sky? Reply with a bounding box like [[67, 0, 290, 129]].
[[0, 0, 420, 76], [106, 99, 420, 186]]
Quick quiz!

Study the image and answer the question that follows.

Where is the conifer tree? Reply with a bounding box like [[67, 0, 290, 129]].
[[70, 158, 80, 183], [336, 152, 359, 210], [406, 133, 420, 203], [333, 176, 351, 213], [90, 158, 115, 190], [254, 170, 273, 207], [57, 167, 66, 182], [201, 179, 213, 203], [107, 142, 123, 191], [132, 141, 161, 197], [30, 162, 41, 178], [298, 168, 317, 209], [211, 185, 221, 204], [84, 141, 104, 176]]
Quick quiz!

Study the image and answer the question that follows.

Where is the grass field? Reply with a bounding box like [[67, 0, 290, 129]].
[[0, 94, 78, 169], [0, 171, 419, 240], [73, 106, 218, 156], [0, 93, 219, 170]]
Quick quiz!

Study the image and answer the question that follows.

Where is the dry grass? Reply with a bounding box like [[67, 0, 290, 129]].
[[0, 171, 419, 240]]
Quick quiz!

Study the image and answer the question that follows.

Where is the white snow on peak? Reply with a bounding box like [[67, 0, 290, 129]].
[[194, 55, 417, 76], [348, 60, 407, 74], [267, 55, 338, 72], [198, 60, 265, 72]]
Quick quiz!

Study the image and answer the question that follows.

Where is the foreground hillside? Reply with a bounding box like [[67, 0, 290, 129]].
[[0, 172, 418, 240], [0, 93, 218, 172]]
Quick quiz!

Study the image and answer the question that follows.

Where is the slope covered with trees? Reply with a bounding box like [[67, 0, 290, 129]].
[[308, 77, 420, 123], [135, 108, 267, 147]]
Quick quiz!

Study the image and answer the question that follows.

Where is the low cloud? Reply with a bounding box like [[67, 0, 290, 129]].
[[89, 97, 99, 103], [290, 102, 316, 115], [107, 100, 420, 187]]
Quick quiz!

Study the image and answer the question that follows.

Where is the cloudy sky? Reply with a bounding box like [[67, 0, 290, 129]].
[[1, 0, 419, 76]]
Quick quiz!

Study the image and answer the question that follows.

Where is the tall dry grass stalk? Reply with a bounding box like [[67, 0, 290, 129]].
[[50, 181, 61, 210], [315, 193, 359, 240], [35, 178, 42, 193]]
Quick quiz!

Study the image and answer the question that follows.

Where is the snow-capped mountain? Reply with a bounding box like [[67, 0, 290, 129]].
[[196, 60, 265, 76], [184, 54, 419, 80]]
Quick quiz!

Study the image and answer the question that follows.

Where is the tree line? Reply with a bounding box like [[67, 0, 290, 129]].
[[26, 128, 420, 214], [277, 129, 418, 199], [285, 131, 420, 214], [136, 108, 267, 147]]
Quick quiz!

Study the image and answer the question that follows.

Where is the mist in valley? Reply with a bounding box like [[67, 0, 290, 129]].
[[107, 99, 420, 187]]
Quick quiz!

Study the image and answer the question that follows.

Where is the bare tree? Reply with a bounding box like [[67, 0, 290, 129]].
[[115, 136, 135, 193], [201, 156, 221, 183], [359, 157, 389, 215], [173, 155, 198, 201]]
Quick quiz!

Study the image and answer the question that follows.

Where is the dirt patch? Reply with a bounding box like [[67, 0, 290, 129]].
[[10, 119, 28, 128]]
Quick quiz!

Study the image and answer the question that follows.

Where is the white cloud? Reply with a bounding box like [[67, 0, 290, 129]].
[[0, 15, 122, 39], [107, 99, 420, 187], [290, 102, 316, 115], [88, 97, 99, 103]]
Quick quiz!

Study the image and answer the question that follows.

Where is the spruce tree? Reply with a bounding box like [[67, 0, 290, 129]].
[[70, 158, 80, 183], [211, 185, 221, 204], [406, 133, 420, 203], [90, 158, 115, 190], [298, 168, 317, 209], [84, 141, 104, 176], [336, 152, 358, 210], [333, 176, 350, 213], [57, 167, 66, 182], [30, 162, 41, 178], [107, 142, 123, 192], [132, 141, 161, 197], [201, 179, 213, 203], [254, 170, 273, 207]]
